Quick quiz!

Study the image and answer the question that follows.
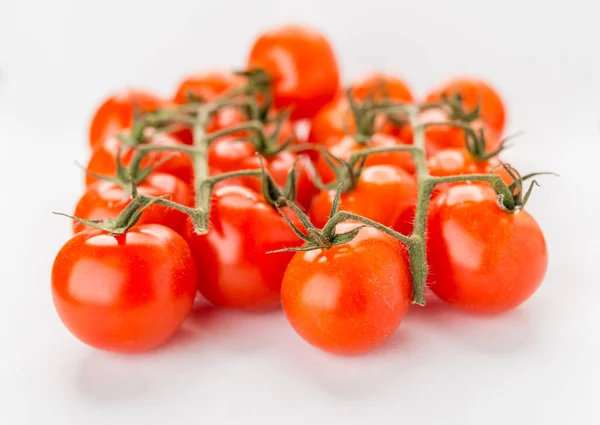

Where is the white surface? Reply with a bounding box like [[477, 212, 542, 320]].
[[1, 1, 600, 424]]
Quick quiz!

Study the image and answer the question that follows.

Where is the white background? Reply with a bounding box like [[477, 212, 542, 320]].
[[1, 1, 600, 424]]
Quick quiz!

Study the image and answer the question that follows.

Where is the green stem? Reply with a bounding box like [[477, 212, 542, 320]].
[[205, 120, 265, 142], [324, 211, 412, 245]]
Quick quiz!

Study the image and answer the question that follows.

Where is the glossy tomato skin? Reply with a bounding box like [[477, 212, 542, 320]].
[[309, 165, 417, 229], [247, 24, 340, 120], [52, 224, 197, 352], [89, 89, 167, 148], [86, 132, 194, 187], [73, 173, 192, 235], [184, 186, 304, 311], [425, 77, 506, 134], [316, 133, 415, 184], [281, 224, 412, 355], [208, 137, 317, 210], [173, 69, 244, 104], [427, 184, 547, 313]]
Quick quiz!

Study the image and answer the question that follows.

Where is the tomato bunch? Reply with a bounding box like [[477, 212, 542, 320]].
[[51, 23, 549, 355]]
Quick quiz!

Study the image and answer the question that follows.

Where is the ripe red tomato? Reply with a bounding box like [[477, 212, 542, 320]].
[[173, 69, 244, 104], [247, 24, 340, 120], [425, 77, 506, 134], [89, 89, 167, 148], [427, 184, 547, 313], [85, 131, 194, 187], [316, 133, 415, 184], [309, 165, 417, 230], [281, 223, 412, 354], [184, 185, 304, 311], [208, 137, 318, 210], [51, 224, 197, 352], [308, 73, 414, 146], [73, 173, 192, 235]]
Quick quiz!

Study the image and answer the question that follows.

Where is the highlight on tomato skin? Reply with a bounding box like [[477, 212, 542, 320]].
[[281, 224, 412, 355], [51, 224, 198, 353], [247, 24, 340, 120], [426, 184, 548, 314], [88, 89, 168, 148]]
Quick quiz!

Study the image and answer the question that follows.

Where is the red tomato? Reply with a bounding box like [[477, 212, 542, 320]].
[[89, 89, 167, 148], [51, 224, 197, 352], [427, 184, 547, 313], [307, 97, 352, 146], [309, 165, 417, 230], [208, 137, 317, 210], [247, 24, 340, 120], [73, 173, 192, 235], [281, 223, 412, 354], [184, 185, 303, 310], [173, 69, 244, 104], [350, 72, 413, 103], [85, 131, 194, 187], [316, 133, 415, 184], [425, 77, 506, 134]]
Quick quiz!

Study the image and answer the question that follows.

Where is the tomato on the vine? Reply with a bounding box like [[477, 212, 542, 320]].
[[309, 165, 417, 230], [89, 89, 168, 148], [73, 173, 192, 235], [208, 137, 317, 209], [52, 224, 198, 352], [184, 185, 304, 311], [425, 77, 506, 135], [281, 223, 412, 354], [86, 131, 194, 187], [315, 133, 415, 184], [173, 69, 244, 104], [247, 24, 340, 120], [426, 184, 547, 313], [350, 72, 413, 103]]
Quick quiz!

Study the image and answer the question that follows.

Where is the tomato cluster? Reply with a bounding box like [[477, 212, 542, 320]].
[[52, 24, 549, 355]]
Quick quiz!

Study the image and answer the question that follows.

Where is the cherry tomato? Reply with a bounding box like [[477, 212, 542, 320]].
[[350, 72, 413, 103], [427, 184, 547, 313], [52, 224, 197, 352], [173, 69, 244, 104], [184, 185, 303, 311], [73, 173, 192, 235], [86, 131, 194, 187], [208, 137, 317, 210], [309, 165, 417, 230], [281, 223, 412, 354], [247, 24, 340, 120], [425, 77, 506, 135], [307, 97, 351, 146], [316, 133, 415, 184], [89, 89, 167, 148]]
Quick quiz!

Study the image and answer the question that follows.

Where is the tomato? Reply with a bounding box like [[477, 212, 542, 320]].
[[425, 77, 506, 134], [281, 223, 412, 354], [412, 108, 501, 157], [247, 24, 340, 120], [208, 137, 317, 210], [85, 131, 194, 187], [173, 69, 244, 104], [309, 165, 417, 230], [427, 184, 547, 313], [89, 89, 167, 148], [52, 224, 197, 352], [350, 72, 413, 103], [73, 173, 192, 235], [307, 97, 351, 146], [316, 133, 415, 184], [184, 185, 303, 310]]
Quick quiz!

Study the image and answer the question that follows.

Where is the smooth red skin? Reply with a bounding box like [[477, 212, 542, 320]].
[[307, 97, 351, 146], [310, 165, 417, 230], [73, 173, 192, 235], [281, 224, 412, 355], [316, 133, 415, 184], [208, 137, 318, 210], [427, 184, 547, 313], [89, 89, 167, 148], [85, 132, 194, 187], [184, 186, 304, 311], [350, 72, 414, 103], [51, 224, 198, 352], [425, 77, 506, 135], [404, 109, 501, 157], [173, 69, 244, 104], [247, 24, 340, 120]]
